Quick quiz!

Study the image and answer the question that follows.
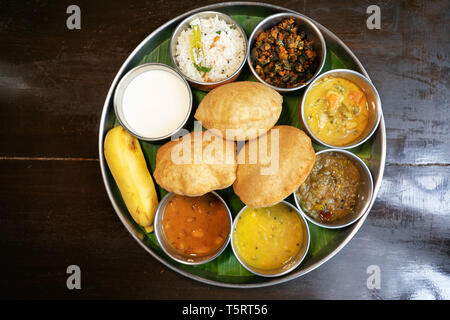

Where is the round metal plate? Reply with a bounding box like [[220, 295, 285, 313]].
[[98, 1, 386, 288]]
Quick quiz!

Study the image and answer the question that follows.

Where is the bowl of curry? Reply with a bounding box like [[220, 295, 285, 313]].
[[300, 69, 382, 149], [248, 13, 326, 92], [294, 149, 374, 229], [154, 191, 232, 265]]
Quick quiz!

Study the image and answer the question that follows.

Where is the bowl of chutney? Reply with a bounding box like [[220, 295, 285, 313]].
[[294, 149, 374, 229], [154, 191, 232, 265]]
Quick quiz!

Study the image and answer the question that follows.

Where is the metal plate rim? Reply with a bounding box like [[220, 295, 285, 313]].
[[98, 1, 386, 288]]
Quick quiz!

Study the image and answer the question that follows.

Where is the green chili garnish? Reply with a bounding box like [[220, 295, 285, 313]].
[[190, 25, 211, 73]]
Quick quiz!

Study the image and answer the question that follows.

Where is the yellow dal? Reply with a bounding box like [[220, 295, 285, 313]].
[[233, 203, 305, 270]]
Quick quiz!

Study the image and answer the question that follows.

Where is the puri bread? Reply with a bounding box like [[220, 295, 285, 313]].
[[233, 125, 315, 208], [154, 131, 237, 196], [194, 81, 283, 141]]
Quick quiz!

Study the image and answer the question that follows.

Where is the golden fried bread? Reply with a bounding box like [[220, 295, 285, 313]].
[[154, 131, 237, 196], [194, 81, 283, 141], [233, 125, 315, 208]]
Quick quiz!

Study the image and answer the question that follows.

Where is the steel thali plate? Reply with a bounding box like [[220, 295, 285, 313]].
[[98, 2, 386, 288]]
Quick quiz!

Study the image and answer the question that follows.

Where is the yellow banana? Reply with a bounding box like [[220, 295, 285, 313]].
[[104, 126, 158, 232]]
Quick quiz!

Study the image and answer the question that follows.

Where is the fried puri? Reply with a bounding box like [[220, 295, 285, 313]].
[[194, 81, 283, 141], [233, 125, 315, 208], [154, 131, 237, 196]]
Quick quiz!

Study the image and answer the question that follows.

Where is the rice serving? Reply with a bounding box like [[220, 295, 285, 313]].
[[175, 15, 246, 83]]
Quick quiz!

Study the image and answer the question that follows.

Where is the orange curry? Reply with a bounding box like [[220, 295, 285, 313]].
[[162, 193, 230, 256]]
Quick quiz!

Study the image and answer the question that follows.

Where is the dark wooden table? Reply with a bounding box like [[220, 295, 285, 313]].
[[1, 0, 448, 300]]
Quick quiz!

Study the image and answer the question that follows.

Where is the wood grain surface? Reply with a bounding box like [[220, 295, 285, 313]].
[[0, 0, 448, 299]]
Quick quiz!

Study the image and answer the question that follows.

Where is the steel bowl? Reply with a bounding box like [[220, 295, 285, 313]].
[[231, 201, 310, 277], [170, 11, 248, 91], [113, 63, 193, 141], [299, 68, 382, 149], [247, 12, 326, 93], [294, 149, 374, 229], [154, 191, 232, 265]]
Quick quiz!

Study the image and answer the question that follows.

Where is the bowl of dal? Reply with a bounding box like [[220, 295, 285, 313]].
[[231, 201, 310, 277]]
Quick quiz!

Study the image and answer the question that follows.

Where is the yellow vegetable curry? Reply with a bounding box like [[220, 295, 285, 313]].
[[304, 76, 369, 146]]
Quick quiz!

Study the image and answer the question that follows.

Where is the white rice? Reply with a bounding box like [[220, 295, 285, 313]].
[[175, 15, 246, 82]]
